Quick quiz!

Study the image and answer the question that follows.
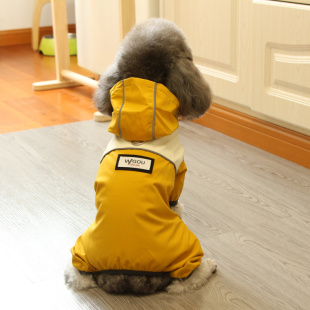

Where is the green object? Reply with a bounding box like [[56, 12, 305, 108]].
[[39, 33, 77, 56]]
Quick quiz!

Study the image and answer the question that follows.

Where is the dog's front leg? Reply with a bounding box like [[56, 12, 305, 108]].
[[170, 201, 184, 219]]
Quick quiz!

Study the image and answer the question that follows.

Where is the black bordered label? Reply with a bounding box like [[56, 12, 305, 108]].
[[115, 155, 154, 174]]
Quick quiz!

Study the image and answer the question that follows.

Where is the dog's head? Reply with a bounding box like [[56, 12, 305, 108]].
[[94, 18, 211, 120]]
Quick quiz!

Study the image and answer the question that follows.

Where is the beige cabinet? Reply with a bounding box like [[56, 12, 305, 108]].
[[160, 0, 310, 132], [253, 0, 310, 130], [75, 0, 159, 74], [160, 0, 253, 108]]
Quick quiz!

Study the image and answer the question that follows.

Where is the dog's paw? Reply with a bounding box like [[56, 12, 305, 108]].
[[165, 258, 217, 294], [165, 279, 186, 294], [64, 262, 97, 290], [206, 258, 217, 274]]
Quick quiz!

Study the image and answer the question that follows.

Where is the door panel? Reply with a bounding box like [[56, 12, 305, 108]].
[[253, 0, 310, 130], [161, 0, 252, 108]]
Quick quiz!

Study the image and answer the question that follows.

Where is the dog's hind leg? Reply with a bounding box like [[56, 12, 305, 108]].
[[165, 258, 217, 294]]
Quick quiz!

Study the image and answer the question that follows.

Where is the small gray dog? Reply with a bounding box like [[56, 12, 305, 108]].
[[65, 18, 216, 294]]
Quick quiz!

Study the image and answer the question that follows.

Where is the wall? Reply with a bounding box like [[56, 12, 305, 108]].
[[0, 0, 76, 31]]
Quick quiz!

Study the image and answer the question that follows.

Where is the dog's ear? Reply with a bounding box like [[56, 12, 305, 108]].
[[167, 58, 212, 119], [93, 64, 121, 116]]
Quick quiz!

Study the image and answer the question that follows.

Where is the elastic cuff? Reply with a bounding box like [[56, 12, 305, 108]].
[[169, 200, 178, 207]]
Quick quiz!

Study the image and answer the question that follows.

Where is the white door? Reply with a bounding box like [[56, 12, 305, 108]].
[[160, 0, 253, 108], [252, 0, 310, 130]]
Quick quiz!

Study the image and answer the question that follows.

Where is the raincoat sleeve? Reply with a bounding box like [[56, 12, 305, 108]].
[[169, 160, 187, 206]]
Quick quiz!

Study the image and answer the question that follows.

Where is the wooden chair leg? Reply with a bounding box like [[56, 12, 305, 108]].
[[32, 0, 51, 51], [33, 0, 80, 90], [32, 0, 135, 125], [51, 0, 70, 81]]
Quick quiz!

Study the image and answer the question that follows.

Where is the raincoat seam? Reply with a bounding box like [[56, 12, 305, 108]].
[[118, 80, 125, 138], [152, 83, 157, 140]]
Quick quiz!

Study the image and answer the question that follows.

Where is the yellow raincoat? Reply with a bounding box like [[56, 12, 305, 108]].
[[71, 78, 204, 278]]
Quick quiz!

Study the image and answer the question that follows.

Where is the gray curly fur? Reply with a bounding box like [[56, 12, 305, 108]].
[[94, 18, 212, 119], [92, 18, 211, 294], [93, 274, 172, 295]]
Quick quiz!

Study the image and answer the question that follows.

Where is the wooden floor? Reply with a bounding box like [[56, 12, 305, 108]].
[[0, 45, 98, 134], [1, 118, 309, 309]]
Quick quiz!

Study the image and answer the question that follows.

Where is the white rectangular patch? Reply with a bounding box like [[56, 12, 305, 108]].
[[115, 155, 154, 174]]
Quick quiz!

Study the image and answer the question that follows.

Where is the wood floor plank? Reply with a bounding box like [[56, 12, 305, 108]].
[[1, 120, 309, 309], [0, 45, 98, 134], [0, 101, 41, 130], [206, 220, 310, 310], [4, 96, 79, 126]]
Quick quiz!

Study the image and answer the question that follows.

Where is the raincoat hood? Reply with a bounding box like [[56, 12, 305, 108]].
[[108, 78, 180, 141]]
